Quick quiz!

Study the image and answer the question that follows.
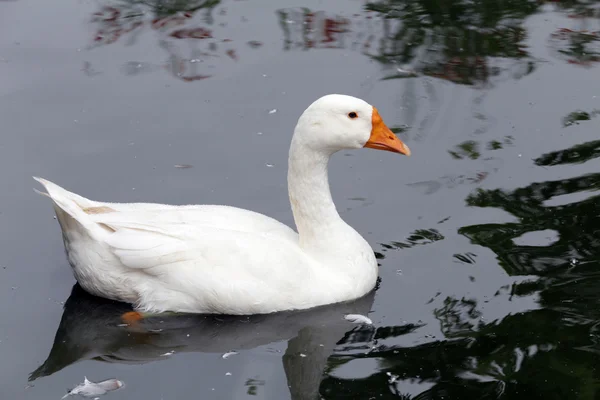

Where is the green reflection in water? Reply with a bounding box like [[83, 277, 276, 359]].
[[322, 137, 600, 399]]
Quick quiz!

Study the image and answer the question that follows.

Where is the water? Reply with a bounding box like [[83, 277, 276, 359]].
[[1, 0, 599, 399]]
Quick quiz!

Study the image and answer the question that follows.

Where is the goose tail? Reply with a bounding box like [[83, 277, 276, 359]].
[[33, 177, 104, 238]]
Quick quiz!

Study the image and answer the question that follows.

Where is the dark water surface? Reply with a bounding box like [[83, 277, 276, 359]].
[[2, 0, 600, 398]]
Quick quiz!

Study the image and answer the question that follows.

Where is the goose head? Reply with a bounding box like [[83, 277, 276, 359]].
[[293, 94, 411, 156]]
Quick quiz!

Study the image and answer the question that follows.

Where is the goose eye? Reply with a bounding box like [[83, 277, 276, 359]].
[[348, 112, 358, 119]]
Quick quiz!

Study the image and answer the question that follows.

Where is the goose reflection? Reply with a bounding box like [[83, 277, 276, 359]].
[[30, 284, 377, 399]]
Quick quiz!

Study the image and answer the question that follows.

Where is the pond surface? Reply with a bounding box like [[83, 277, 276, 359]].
[[1, 0, 600, 398]]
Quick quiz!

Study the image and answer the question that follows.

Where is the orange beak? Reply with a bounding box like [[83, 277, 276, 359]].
[[364, 107, 411, 156]]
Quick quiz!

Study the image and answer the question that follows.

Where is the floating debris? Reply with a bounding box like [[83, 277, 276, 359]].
[[268, 109, 277, 114], [222, 351, 238, 359], [344, 314, 373, 325], [62, 377, 123, 399], [160, 351, 175, 356], [174, 164, 193, 169], [225, 372, 232, 376], [266, 163, 274, 167]]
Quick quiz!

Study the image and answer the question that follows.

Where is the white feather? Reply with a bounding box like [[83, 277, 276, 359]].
[[344, 314, 373, 325], [62, 377, 123, 398]]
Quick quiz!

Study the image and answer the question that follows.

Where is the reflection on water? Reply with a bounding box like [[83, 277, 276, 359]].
[[379, 228, 445, 260], [277, 8, 352, 51], [460, 165, 600, 275], [87, 0, 236, 81], [322, 139, 600, 398], [550, 27, 600, 66], [278, 2, 536, 86], [31, 285, 381, 399], [548, 0, 600, 67], [84, 0, 600, 83], [363, 0, 539, 86], [562, 109, 600, 127], [278, 0, 600, 83]]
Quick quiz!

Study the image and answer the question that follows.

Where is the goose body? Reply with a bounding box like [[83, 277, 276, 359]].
[[35, 94, 410, 315]]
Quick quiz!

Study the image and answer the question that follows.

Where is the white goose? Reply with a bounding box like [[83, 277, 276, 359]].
[[35, 94, 410, 316]]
